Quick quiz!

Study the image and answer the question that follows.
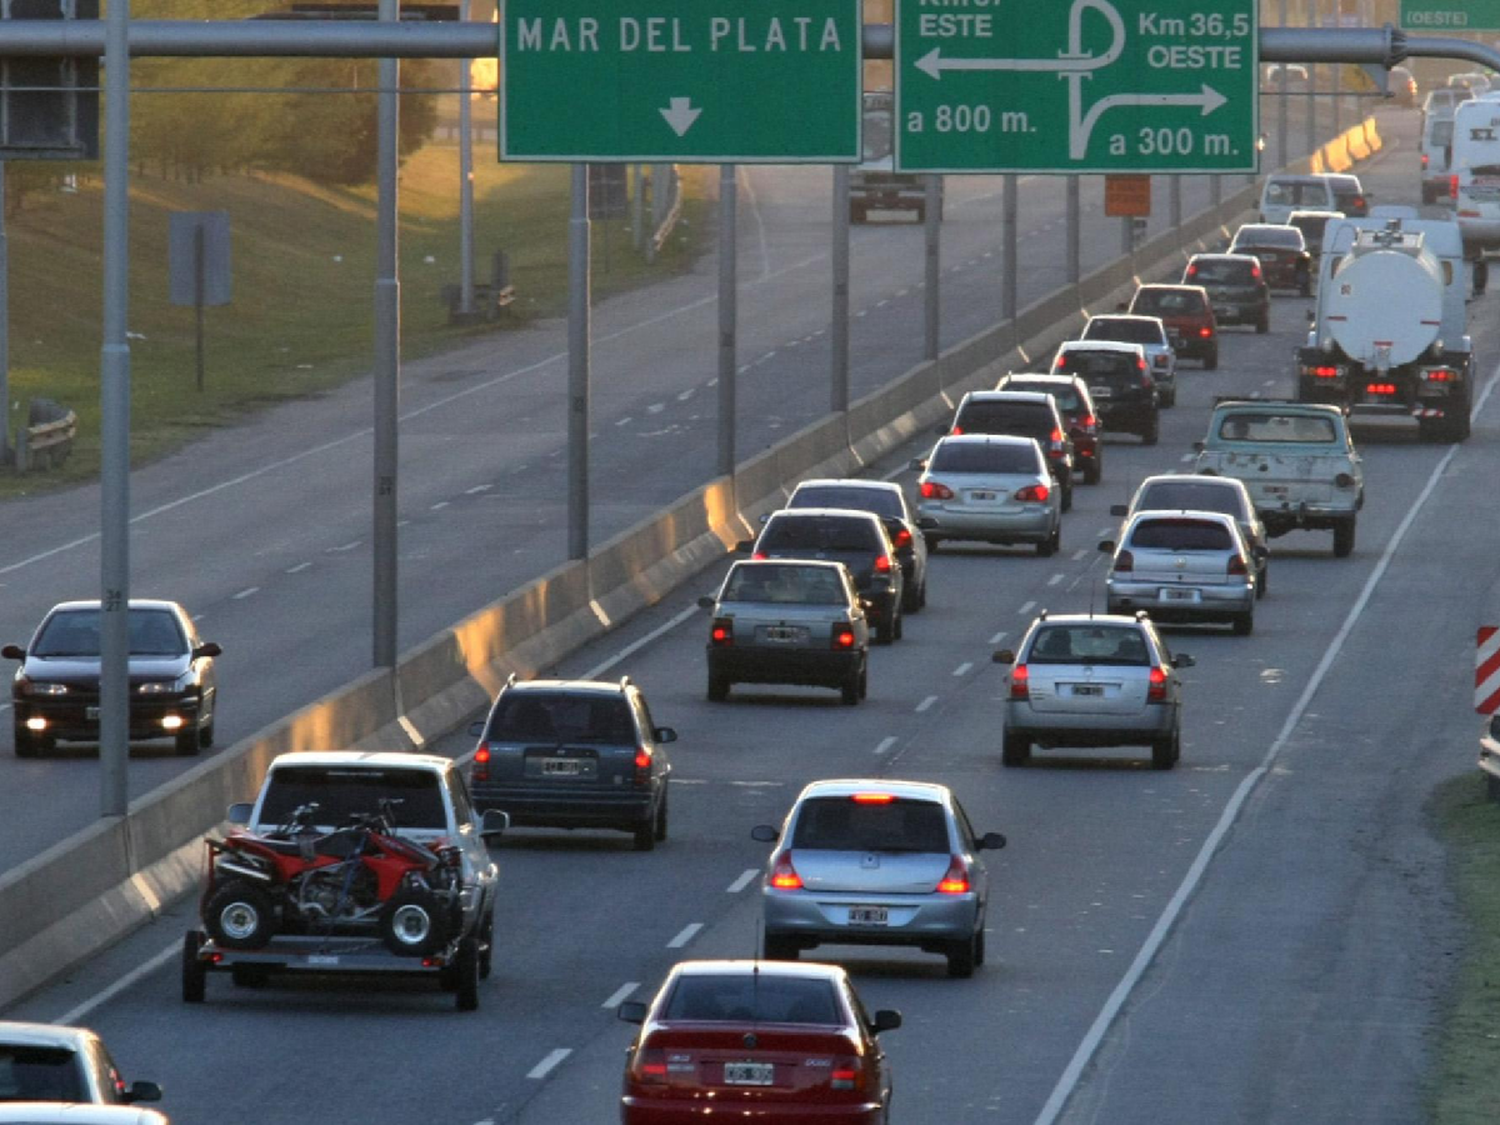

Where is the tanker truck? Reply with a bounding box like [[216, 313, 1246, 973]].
[[1296, 216, 1475, 442]]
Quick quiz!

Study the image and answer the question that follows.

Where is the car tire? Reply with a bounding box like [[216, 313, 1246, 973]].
[[924, 535, 942, 553], [478, 909, 495, 980], [1061, 478, 1073, 513], [181, 931, 207, 1004], [13, 723, 38, 759], [1151, 730, 1179, 771], [1256, 563, 1268, 599], [454, 936, 480, 1012], [974, 925, 987, 967], [1256, 311, 1270, 334], [1300, 274, 1312, 298], [1204, 346, 1219, 371], [203, 880, 277, 950], [902, 582, 921, 614], [918, 579, 928, 610], [893, 611, 904, 641], [707, 671, 730, 703], [1232, 611, 1254, 637], [764, 934, 800, 961], [875, 616, 897, 645], [1037, 523, 1060, 558], [198, 718, 215, 750], [633, 813, 658, 852], [859, 663, 869, 700], [946, 931, 979, 979], [841, 666, 862, 706], [380, 888, 451, 956], [174, 723, 201, 757], [653, 790, 669, 843], [1083, 455, 1102, 485], [1333, 516, 1356, 559], [1142, 414, 1160, 446], [1162, 387, 1177, 409], [1002, 730, 1030, 767]]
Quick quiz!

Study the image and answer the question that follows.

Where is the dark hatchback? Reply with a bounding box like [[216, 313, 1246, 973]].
[[1128, 283, 1219, 368], [744, 508, 904, 644], [1052, 341, 1159, 445], [4, 599, 221, 758], [942, 390, 1076, 510], [993, 372, 1104, 484], [1182, 253, 1270, 332], [1321, 173, 1369, 217], [786, 478, 928, 612], [466, 676, 675, 851], [1227, 223, 1313, 294]]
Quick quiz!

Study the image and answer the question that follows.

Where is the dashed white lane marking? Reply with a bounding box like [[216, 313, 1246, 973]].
[[616, 416, 633, 426], [329, 540, 361, 553], [285, 562, 311, 574], [953, 662, 973, 677], [232, 587, 259, 600], [875, 736, 898, 755], [677, 388, 695, 402], [1072, 549, 1088, 561], [648, 402, 665, 414], [880, 462, 907, 482], [876, 299, 890, 308], [528, 1049, 572, 1080], [856, 308, 869, 317], [1047, 573, 1064, 586], [1018, 600, 1036, 616], [897, 288, 911, 297], [708, 377, 719, 386], [465, 484, 492, 494], [396, 519, 410, 528], [989, 630, 1008, 645], [727, 869, 760, 894], [916, 695, 938, 713], [1263, 378, 1276, 386], [602, 982, 640, 1009], [761, 351, 778, 363], [0, 704, 9, 714], [580, 605, 700, 680], [1097, 526, 1113, 537], [431, 501, 449, 510], [668, 923, 704, 949], [1180, 453, 1195, 462]]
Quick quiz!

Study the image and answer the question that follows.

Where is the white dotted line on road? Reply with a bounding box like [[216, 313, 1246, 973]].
[[915, 695, 938, 713], [668, 923, 704, 949], [527, 1049, 572, 1080], [285, 562, 311, 574], [875, 736, 897, 755], [953, 662, 973, 677], [989, 630, 1008, 645], [232, 587, 258, 600], [601, 982, 639, 1009], [726, 868, 760, 894], [1018, 600, 1036, 616]]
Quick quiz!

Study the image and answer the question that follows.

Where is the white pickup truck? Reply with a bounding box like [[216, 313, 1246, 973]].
[[182, 751, 507, 1011]]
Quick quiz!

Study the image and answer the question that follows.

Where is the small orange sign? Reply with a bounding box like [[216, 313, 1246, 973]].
[[1104, 175, 1152, 218]]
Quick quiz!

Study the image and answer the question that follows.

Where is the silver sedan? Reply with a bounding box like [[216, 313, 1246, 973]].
[[912, 434, 1061, 555]]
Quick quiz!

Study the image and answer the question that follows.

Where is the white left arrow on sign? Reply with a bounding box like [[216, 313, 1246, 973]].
[[660, 97, 703, 138]]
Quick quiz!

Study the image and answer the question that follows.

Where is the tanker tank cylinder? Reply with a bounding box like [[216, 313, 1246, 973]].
[[1322, 232, 1445, 369]]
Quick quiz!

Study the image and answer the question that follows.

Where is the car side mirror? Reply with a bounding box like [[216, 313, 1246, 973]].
[[0, 644, 23, 660], [734, 539, 754, 553], [193, 641, 222, 659], [917, 516, 938, 530], [617, 1000, 648, 1024], [909, 457, 927, 471], [697, 594, 717, 610], [1109, 504, 1128, 517], [872, 1009, 902, 1034], [654, 727, 677, 744], [1252, 545, 1270, 561], [124, 1081, 162, 1104], [226, 802, 253, 826], [992, 649, 1015, 664], [1192, 440, 1206, 453], [750, 824, 779, 843], [467, 719, 485, 738], [1098, 540, 1116, 553], [480, 809, 510, 838], [1172, 654, 1195, 669], [978, 831, 1007, 850]]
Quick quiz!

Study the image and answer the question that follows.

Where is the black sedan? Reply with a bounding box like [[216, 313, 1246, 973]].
[[1228, 224, 1313, 295], [4, 599, 221, 757]]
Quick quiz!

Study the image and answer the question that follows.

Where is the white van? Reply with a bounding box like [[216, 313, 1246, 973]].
[[1451, 98, 1500, 253], [1258, 175, 1337, 224], [1420, 111, 1456, 204]]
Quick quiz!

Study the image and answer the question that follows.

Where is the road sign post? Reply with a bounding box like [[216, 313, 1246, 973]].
[[500, 0, 861, 161], [896, 0, 1258, 173]]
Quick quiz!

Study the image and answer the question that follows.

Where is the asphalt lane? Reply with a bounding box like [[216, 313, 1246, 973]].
[[7, 104, 1492, 1125]]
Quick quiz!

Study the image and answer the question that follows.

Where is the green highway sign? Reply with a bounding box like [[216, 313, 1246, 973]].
[[895, 0, 1259, 174], [500, 0, 862, 162], [1401, 1, 1500, 30]]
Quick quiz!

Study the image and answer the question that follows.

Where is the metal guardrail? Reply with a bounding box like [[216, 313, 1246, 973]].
[[13, 398, 76, 473]]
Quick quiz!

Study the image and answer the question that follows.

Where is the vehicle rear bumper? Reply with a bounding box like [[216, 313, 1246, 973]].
[[1107, 580, 1254, 620], [469, 786, 656, 828], [1004, 704, 1175, 745], [916, 505, 1054, 543], [1258, 504, 1357, 535], [708, 647, 861, 688], [763, 889, 978, 946], [1093, 400, 1156, 433], [1208, 297, 1267, 324], [623, 1097, 884, 1123]]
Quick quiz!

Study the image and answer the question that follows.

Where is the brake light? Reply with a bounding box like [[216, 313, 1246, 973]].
[[474, 743, 491, 765], [1250, 264, 1262, 279], [1136, 357, 1147, 371], [936, 855, 971, 894], [1353, 195, 1365, 210], [1422, 153, 1430, 169], [770, 851, 803, 889], [1114, 549, 1134, 572], [1186, 263, 1198, 278], [920, 481, 954, 500], [892, 526, 913, 549], [634, 747, 653, 771], [751, 551, 768, 561], [1451, 175, 1459, 199], [874, 554, 892, 574], [832, 623, 856, 649], [1050, 427, 1064, 447], [852, 792, 894, 804], [634, 1048, 668, 1084], [1366, 382, 1397, 395], [1199, 326, 1213, 338], [1148, 666, 1168, 703], [831, 1061, 863, 1091], [1423, 368, 1457, 382], [1154, 354, 1169, 367], [710, 618, 733, 646], [1081, 413, 1098, 432], [1312, 365, 1340, 379], [1054, 354, 1067, 368], [1009, 663, 1029, 700], [1014, 483, 1050, 503], [950, 425, 965, 436], [1227, 554, 1249, 577]]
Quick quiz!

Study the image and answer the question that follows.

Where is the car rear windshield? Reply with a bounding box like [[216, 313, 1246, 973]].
[[0, 1046, 84, 1102], [259, 766, 448, 829], [1083, 318, 1162, 344], [1216, 413, 1336, 442], [1129, 519, 1235, 551], [791, 795, 950, 853], [789, 485, 903, 519], [1265, 180, 1333, 207], [929, 441, 1042, 475], [1004, 381, 1082, 413], [485, 692, 635, 744], [1136, 481, 1242, 517], [1130, 288, 1205, 316], [1056, 350, 1139, 381], [723, 564, 846, 606], [33, 608, 186, 658], [1187, 259, 1255, 283], [1290, 216, 1331, 243], [953, 400, 1053, 436], [1233, 227, 1302, 249], [761, 515, 879, 553], [1027, 626, 1151, 665], [664, 974, 841, 1025]]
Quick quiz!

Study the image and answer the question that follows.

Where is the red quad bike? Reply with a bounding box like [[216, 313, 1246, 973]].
[[200, 801, 464, 957]]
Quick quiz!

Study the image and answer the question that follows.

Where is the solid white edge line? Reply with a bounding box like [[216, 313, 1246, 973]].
[[56, 939, 180, 1026], [580, 605, 701, 681], [602, 982, 640, 1009], [727, 869, 760, 894], [668, 923, 704, 949], [527, 1048, 572, 1080], [1031, 368, 1495, 1125]]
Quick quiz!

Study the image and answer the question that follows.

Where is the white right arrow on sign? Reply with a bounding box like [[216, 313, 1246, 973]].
[[1071, 83, 1228, 160], [660, 97, 703, 138]]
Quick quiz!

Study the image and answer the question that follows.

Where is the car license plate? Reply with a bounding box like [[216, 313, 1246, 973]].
[[848, 906, 889, 926], [1161, 588, 1202, 603], [86, 706, 100, 721], [307, 954, 340, 966], [969, 489, 998, 501], [724, 1062, 775, 1086], [764, 626, 806, 643], [1070, 684, 1104, 697], [1169, 332, 1185, 347], [1090, 385, 1113, 398], [1263, 485, 1289, 497], [542, 758, 581, 776]]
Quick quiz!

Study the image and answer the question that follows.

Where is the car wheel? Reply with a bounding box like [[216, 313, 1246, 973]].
[[1142, 414, 1160, 446], [454, 935, 481, 1012], [875, 616, 896, 645], [924, 535, 943, 552], [653, 789, 669, 843], [203, 880, 277, 950], [198, 719, 215, 750], [1300, 275, 1312, 298], [1083, 454, 1102, 485], [707, 671, 730, 703], [1061, 479, 1073, 513], [917, 579, 928, 610], [1333, 516, 1356, 559], [858, 662, 869, 700], [1256, 563, 1268, 600], [478, 909, 495, 980], [974, 925, 987, 966], [1255, 311, 1269, 334], [893, 611, 904, 641], [181, 932, 207, 1004], [1037, 523, 1060, 558], [946, 931, 979, 979], [1232, 611, 1254, 637], [764, 934, 800, 961], [1151, 730, 1178, 771], [13, 723, 38, 759], [1161, 387, 1177, 409], [902, 582, 921, 614], [380, 888, 451, 956], [1002, 730, 1031, 767], [632, 812, 658, 852], [174, 722, 201, 757], [1204, 346, 1219, 371], [841, 666, 862, 706]]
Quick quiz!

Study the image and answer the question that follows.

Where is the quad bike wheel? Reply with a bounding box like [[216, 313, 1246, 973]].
[[203, 880, 277, 950], [379, 888, 450, 957]]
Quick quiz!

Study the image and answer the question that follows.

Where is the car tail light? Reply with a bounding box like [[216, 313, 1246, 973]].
[[1014, 483, 1050, 503], [1366, 382, 1397, 395], [1227, 554, 1249, 577], [1312, 365, 1340, 379], [1186, 263, 1198, 278], [1199, 326, 1213, 338], [633, 1048, 669, 1085], [1148, 666, 1168, 703], [1353, 195, 1365, 210], [852, 792, 894, 804], [950, 425, 965, 435], [874, 554, 892, 574], [832, 623, 856, 650], [1154, 354, 1169, 367], [920, 481, 954, 500], [1250, 264, 1262, 279], [830, 1060, 864, 1091], [634, 746, 653, 776], [1113, 549, 1134, 572], [710, 618, 733, 646], [472, 743, 491, 782], [1050, 426, 1065, 448], [1136, 357, 1147, 372], [751, 551, 768, 561], [1422, 153, 1430, 169], [891, 526, 913, 549], [936, 855, 971, 894], [770, 851, 803, 890], [1009, 663, 1029, 700], [1423, 368, 1457, 382], [1081, 413, 1098, 432], [1451, 175, 1460, 199]]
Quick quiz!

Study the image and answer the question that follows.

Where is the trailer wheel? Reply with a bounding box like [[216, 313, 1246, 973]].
[[454, 937, 480, 1011], [182, 932, 207, 1003], [203, 881, 277, 950]]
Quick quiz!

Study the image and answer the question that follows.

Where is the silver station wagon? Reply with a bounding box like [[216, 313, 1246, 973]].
[[994, 611, 1193, 770], [1101, 510, 1258, 635], [699, 559, 870, 705]]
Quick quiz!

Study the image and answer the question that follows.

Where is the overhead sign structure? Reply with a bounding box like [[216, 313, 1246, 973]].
[[500, 0, 862, 162], [895, 0, 1258, 174], [1401, 1, 1500, 30]]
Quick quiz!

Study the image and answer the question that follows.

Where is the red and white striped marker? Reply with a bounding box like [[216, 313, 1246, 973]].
[[1477, 627, 1500, 714]]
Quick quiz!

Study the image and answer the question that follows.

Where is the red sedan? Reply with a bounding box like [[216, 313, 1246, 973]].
[[619, 960, 900, 1123]]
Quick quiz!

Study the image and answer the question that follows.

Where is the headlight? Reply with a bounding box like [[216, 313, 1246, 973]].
[[137, 675, 191, 695], [24, 681, 68, 697]]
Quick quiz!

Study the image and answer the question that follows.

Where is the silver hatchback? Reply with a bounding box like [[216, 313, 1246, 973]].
[[1101, 510, 1257, 635], [752, 779, 1006, 978], [994, 612, 1193, 770]]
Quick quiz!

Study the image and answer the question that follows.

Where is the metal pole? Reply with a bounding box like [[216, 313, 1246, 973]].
[[1332, 45, 1342, 134], [1002, 173, 1017, 339], [1211, 174, 1222, 205], [1066, 175, 1080, 285], [631, 165, 645, 253], [831, 164, 849, 413], [1307, 1, 1318, 158], [1121, 216, 1132, 256], [923, 175, 940, 362], [567, 162, 590, 559], [718, 165, 736, 479], [1170, 175, 1182, 234], [372, 0, 399, 668], [99, 0, 130, 818], [193, 222, 204, 392], [0, 166, 9, 468], [457, 0, 473, 315], [1278, 0, 1289, 170]]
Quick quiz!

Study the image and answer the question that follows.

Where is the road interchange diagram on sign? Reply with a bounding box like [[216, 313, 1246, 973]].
[[896, 0, 1257, 174]]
